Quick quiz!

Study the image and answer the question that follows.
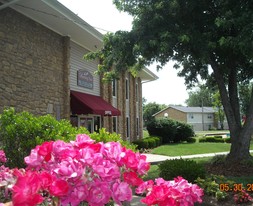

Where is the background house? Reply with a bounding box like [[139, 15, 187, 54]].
[[153, 106, 229, 131], [0, 0, 158, 141]]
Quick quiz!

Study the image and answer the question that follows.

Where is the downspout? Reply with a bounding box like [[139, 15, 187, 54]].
[[0, 0, 21, 11]]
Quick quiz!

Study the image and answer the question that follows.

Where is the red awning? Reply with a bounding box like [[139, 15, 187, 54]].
[[70, 91, 121, 116]]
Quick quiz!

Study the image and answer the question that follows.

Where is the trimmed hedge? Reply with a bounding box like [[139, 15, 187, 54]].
[[132, 136, 162, 150], [199, 136, 231, 143]]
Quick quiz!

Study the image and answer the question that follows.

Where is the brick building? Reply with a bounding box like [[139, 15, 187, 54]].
[[0, 0, 157, 141]]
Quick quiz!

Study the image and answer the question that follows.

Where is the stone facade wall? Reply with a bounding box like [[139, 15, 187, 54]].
[[0, 8, 70, 119]]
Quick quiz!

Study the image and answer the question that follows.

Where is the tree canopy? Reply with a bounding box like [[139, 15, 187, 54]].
[[185, 85, 214, 107], [85, 0, 253, 162]]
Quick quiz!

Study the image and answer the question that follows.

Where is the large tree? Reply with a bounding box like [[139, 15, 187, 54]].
[[185, 84, 214, 107], [143, 102, 167, 126], [85, 0, 253, 162]]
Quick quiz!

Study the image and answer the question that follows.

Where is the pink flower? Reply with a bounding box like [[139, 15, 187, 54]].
[[137, 177, 204, 206], [87, 180, 112, 206], [38, 141, 53, 162], [24, 146, 44, 168], [49, 179, 69, 197], [136, 180, 154, 195], [39, 171, 53, 190], [102, 142, 124, 164], [0, 150, 7, 163], [112, 181, 132, 205], [92, 159, 121, 181], [72, 134, 95, 148], [123, 171, 144, 186], [121, 149, 139, 170], [12, 171, 44, 206]]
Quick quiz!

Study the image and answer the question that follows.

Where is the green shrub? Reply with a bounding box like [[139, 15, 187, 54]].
[[195, 175, 233, 201], [158, 158, 206, 183], [147, 118, 177, 143], [186, 137, 196, 143], [132, 139, 149, 150], [0, 108, 135, 168], [174, 121, 195, 142], [199, 138, 207, 143], [224, 138, 231, 143], [209, 155, 227, 165], [195, 176, 219, 196], [199, 137, 225, 143], [147, 118, 194, 144]]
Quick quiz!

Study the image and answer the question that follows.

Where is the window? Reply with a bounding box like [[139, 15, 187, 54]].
[[136, 117, 139, 137], [189, 113, 194, 119], [112, 116, 117, 133], [207, 114, 212, 119], [126, 117, 130, 138], [136, 82, 139, 102], [125, 79, 129, 100], [112, 79, 117, 97]]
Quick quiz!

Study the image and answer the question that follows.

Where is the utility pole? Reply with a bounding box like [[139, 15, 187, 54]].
[[202, 99, 204, 131]]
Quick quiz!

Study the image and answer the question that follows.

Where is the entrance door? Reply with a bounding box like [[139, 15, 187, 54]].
[[79, 117, 93, 133]]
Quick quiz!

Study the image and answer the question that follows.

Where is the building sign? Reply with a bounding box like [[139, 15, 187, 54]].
[[77, 70, 93, 89]]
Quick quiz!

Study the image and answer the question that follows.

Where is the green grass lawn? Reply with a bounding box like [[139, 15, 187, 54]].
[[150, 141, 253, 157]]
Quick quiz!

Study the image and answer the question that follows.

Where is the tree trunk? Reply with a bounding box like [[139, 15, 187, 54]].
[[227, 128, 251, 162], [210, 55, 253, 163]]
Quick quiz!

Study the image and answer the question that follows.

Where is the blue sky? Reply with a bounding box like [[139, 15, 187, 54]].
[[58, 0, 189, 105]]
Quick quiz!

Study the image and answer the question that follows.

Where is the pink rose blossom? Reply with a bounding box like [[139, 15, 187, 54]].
[[49, 179, 69, 197], [12, 171, 44, 206], [123, 171, 144, 186], [0, 150, 7, 163], [112, 181, 132, 205]]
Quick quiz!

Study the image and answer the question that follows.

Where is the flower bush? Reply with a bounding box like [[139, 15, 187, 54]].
[[0, 134, 204, 206], [234, 189, 253, 204], [136, 176, 203, 206]]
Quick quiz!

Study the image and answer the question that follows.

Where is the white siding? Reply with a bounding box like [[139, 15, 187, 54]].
[[187, 112, 214, 131], [69, 41, 100, 96]]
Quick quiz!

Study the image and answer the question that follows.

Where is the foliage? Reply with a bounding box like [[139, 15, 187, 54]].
[[212, 91, 226, 130], [195, 175, 230, 200], [132, 136, 161, 150], [158, 158, 206, 183], [89, 128, 136, 151], [85, 0, 253, 162], [0, 108, 133, 168], [186, 137, 197, 143], [239, 82, 253, 116], [146, 118, 194, 143], [174, 121, 195, 142], [143, 102, 167, 126], [185, 84, 214, 107], [199, 137, 229, 143], [146, 118, 177, 143]]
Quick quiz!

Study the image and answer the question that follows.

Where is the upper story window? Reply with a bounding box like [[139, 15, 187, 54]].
[[112, 79, 117, 97], [207, 114, 212, 119], [125, 78, 129, 100]]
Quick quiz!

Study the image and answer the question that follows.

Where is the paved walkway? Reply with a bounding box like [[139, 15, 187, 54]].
[[145, 150, 253, 164]]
